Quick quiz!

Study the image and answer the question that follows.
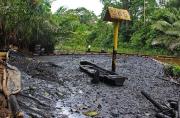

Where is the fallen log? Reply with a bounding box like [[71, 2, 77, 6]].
[[141, 91, 176, 118], [141, 91, 165, 111]]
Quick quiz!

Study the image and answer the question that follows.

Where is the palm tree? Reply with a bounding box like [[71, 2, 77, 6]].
[[151, 8, 180, 53]]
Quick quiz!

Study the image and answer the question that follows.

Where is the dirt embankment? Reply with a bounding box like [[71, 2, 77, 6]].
[[9, 52, 180, 118]]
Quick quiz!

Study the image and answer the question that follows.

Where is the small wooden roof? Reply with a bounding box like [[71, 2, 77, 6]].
[[104, 7, 131, 22]]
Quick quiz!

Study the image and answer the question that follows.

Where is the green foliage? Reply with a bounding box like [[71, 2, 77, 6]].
[[55, 0, 180, 56], [126, 0, 180, 55], [89, 21, 113, 49], [55, 0, 179, 56], [172, 65, 180, 77], [167, 0, 180, 8], [164, 64, 180, 77], [151, 8, 180, 54], [0, 0, 179, 56], [130, 24, 156, 49], [55, 7, 99, 51], [0, 0, 58, 52]]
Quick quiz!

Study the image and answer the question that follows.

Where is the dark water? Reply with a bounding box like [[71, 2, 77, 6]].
[[154, 56, 180, 66]]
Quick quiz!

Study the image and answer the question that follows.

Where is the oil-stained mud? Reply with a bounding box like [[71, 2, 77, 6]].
[[9, 52, 180, 118]]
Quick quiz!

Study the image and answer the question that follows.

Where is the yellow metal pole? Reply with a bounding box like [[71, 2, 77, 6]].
[[114, 22, 119, 50], [112, 21, 119, 72]]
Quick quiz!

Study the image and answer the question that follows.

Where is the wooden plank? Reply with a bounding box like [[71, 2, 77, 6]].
[[109, 7, 131, 20], [104, 7, 131, 22]]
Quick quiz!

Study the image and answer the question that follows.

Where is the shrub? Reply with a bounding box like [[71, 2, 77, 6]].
[[172, 65, 180, 77]]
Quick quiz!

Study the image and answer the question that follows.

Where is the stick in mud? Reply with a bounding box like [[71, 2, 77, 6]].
[[141, 91, 165, 111], [141, 91, 176, 118]]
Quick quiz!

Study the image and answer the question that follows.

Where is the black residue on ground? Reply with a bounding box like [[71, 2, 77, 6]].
[[9, 53, 180, 118]]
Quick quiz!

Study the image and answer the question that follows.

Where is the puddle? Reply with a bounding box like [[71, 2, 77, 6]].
[[55, 100, 86, 118]]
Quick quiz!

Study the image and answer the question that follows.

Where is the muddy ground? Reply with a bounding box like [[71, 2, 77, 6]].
[[9, 52, 180, 118]]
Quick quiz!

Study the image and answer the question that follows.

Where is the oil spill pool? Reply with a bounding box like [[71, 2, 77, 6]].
[[55, 100, 86, 118], [153, 56, 180, 66]]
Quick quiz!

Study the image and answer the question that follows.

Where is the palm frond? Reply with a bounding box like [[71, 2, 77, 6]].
[[152, 20, 172, 32], [165, 30, 180, 37], [173, 20, 180, 28], [169, 38, 180, 51]]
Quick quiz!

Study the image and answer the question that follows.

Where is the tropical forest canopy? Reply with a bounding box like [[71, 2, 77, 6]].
[[0, 0, 179, 55]]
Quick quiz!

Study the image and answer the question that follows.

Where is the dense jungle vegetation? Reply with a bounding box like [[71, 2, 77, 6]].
[[0, 0, 180, 55]]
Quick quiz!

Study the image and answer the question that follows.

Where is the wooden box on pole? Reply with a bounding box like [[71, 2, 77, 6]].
[[103, 7, 131, 72]]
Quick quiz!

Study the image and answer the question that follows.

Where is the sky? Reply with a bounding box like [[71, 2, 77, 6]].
[[51, 0, 104, 16]]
